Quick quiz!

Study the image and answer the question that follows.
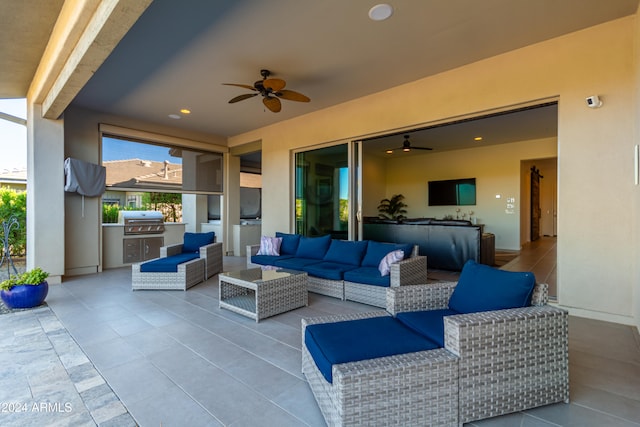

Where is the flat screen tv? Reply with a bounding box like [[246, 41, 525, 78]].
[[428, 178, 476, 206]]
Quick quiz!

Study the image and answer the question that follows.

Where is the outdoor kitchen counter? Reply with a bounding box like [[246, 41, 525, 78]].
[[102, 223, 186, 269]]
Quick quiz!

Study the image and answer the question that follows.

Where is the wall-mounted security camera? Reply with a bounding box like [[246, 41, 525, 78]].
[[586, 95, 602, 108]]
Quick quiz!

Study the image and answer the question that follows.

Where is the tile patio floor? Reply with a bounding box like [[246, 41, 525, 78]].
[[1, 256, 639, 426]]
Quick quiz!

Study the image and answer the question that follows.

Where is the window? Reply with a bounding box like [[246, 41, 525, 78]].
[[101, 134, 223, 223]]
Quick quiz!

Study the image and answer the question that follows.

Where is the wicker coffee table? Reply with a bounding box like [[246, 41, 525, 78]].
[[219, 268, 308, 322]]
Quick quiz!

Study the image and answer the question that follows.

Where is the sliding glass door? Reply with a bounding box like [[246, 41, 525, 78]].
[[295, 143, 360, 239]]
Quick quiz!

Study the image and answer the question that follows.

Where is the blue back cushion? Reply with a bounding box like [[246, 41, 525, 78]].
[[140, 253, 200, 272], [305, 316, 439, 383], [323, 240, 369, 266], [295, 234, 331, 259], [361, 241, 413, 267], [183, 232, 215, 253], [448, 260, 536, 314], [275, 232, 301, 255], [396, 309, 458, 347]]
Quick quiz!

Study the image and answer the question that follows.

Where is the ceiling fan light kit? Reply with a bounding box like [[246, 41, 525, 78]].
[[223, 69, 310, 113], [386, 134, 432, 154]]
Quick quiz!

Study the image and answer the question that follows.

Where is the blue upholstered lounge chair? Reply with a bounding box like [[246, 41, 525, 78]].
[[132, 232, 223, 290], [302, 260, 569, 426]]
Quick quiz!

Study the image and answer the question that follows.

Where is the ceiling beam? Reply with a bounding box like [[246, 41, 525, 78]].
[[0, 112, 27, 126]]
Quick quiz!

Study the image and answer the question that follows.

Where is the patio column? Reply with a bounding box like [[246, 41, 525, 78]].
[[224, 155, 241, 256], [26, 103, 64, 284]]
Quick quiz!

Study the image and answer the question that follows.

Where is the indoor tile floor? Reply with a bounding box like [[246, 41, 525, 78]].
[[1, 254, 638, 426]]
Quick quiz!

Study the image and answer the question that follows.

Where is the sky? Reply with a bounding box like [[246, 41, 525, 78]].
[[0, 100, 181, 171], [0, 99, 27, 170], [102, 137, 182, 164]]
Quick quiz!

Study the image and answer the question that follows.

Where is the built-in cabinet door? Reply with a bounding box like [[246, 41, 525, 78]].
[[123, 237, 163, 263]]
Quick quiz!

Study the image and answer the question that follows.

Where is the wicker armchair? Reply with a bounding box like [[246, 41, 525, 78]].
[[131, 237, 223, 291], [301, 311, 459, 427], [387, 281, 569, 425], [162, 241, 223, 279]]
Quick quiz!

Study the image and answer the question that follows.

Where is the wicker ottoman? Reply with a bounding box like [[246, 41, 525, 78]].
[[132, 257, 205, 291]]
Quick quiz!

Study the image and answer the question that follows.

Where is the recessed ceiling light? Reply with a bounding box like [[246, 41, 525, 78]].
[[180, 109, 191, 114], [168, 114, 181, 119], [368, 4, 393, 21], [474, 136, 483, 141]]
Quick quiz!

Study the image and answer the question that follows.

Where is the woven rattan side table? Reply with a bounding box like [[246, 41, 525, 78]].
[[219, 268, 308, 322]]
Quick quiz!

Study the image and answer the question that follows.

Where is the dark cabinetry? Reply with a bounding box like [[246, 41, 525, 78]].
[[123, 237, 163, 264], [363, 222, 495, 271]]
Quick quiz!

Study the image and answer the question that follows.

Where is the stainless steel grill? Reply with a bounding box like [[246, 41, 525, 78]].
[[118, 211, 165, 235]]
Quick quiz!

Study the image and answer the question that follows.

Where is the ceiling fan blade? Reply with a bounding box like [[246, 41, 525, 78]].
[[263, 96, 281, 112], [263, 78, 286, 91], [413, 146, 433, 150], [229, 93, 258, 103], [276, 89, 310, 102], [223, 83, 258, 91]]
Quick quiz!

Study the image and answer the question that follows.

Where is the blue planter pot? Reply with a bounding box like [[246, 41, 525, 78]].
[[0, 281, 48, 309]]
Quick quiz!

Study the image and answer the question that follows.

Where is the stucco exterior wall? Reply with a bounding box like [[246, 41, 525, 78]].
[[63, 106, 227, 275], [229, 17, 638, 326]]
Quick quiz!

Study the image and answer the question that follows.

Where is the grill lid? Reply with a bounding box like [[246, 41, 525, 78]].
[[119, 211, 165, 235], [118, 210, 164, 222]]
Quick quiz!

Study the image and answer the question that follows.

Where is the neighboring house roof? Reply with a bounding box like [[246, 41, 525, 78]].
[[104, 159, 182, 189], [0, 168, 27, 188]]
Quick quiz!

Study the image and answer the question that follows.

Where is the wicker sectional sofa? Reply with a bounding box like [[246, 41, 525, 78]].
[[302, 261, 569, 426], [247, 232, 427, 307]]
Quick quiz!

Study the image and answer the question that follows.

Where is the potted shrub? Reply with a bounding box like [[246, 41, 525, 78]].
[[377, 194, 408, 221], [0, 267, 49, 309]]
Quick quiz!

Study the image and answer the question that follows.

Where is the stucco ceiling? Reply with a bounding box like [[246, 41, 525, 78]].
[[2, 0, 638, 145], [0, 0, 65, 98]]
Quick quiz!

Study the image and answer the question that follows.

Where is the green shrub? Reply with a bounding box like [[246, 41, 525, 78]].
[[0, 187, 26, 256], [102, 204, 120, 223]]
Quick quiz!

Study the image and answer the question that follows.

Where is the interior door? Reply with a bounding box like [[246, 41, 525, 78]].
[[530, 166, 542, 241]]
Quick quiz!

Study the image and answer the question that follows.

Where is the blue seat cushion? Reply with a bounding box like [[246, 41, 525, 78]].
[[182, 232, 215, 253], [273, 257, 322, 270], [396, 309, 458, 347], [140, 253, 200, 273], [250, 254, 293, 266], [303, 262, 358, 281], [323, 240, 369, 266], [305, 316, 439, 383], [343, 267, 390, 287], [448, 260, 536, 314], [295, 235, 332, 259], [276, 232, 301, 256], [361, 241, 413, 267]]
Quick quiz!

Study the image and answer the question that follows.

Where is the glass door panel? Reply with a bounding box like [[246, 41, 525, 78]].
[[295, 144, 349, 238]]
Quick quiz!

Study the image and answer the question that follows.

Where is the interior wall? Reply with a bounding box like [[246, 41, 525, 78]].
[[372, 138, 556, 250], [230, 16, 638, 325], [361, 153, 387, 219]]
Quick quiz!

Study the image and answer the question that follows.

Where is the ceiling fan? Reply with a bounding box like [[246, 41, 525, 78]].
[[386, 134, 433, 154], [223, 69, 310, 113]]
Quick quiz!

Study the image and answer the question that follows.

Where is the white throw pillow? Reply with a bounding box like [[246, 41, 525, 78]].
[[378, 249, 405, 276], [257, 236, 282, 256]]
